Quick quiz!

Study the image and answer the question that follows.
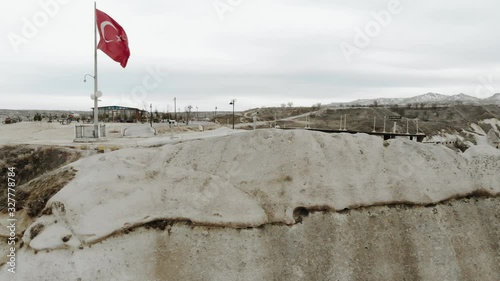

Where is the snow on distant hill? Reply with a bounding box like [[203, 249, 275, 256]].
[[329, 93, 498, 107], [338, 97, 405, 106], [403, 92, 448, 104], [484, 93, 500, 104], [444, 93, 480, 103]]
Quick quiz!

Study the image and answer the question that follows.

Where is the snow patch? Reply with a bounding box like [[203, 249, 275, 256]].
[[480, 118, 500, 134], [470, 123, 486, 135]]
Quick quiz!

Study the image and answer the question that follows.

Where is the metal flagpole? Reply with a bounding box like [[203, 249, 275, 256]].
[[93, 1, 99, 137]]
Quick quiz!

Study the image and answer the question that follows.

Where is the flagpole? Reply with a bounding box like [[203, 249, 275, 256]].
[[93, 1, 99, 137]]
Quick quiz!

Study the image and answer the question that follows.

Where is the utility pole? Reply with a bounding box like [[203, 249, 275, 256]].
[[174, 97, 176, 120], [150, 103, 153, 127], [372, 116, 376, 132], [383, 116, 386, 133], [229, 99, 236, 129], [214, 106, 217, 122]]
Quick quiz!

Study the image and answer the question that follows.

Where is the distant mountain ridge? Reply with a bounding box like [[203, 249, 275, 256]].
[[329, 93, 500, 106]]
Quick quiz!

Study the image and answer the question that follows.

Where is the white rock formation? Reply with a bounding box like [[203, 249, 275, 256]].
[[1, 130, 499, 280]]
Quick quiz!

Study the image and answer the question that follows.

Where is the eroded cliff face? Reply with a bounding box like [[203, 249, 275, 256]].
[[150, 197, 499, 281], [1, 130, 499, 280], [6, 196, 498, 281]]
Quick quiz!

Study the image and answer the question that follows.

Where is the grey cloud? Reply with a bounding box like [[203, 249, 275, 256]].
[[2, 0, 500, 110]]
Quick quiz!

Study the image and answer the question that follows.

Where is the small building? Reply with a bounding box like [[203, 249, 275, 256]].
[[94, 106, 146, 123]]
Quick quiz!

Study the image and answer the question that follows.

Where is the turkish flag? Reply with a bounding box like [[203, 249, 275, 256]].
[[96, 9, 130, 68]]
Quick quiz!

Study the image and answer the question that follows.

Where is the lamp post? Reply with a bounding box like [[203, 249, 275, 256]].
[[229, 99, 236, 129], [83, 74, 94, 83]]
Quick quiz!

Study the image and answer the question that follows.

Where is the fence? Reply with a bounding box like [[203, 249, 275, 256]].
[[74, 124, 106, 140]]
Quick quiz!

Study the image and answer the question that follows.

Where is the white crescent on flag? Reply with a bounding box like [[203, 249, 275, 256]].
[[100, 21, 119, 43]]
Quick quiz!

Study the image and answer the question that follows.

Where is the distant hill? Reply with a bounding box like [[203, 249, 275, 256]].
[[277, 104, 500, 147], [329, 93, 499, 107], [0, 109, 91, 122], [484, 93, 500, 103]]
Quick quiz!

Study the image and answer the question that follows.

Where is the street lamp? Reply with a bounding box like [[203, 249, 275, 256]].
[[83, 74, 95, 83], [229, 99, 236, 129]]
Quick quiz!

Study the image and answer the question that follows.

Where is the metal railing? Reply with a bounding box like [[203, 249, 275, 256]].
[[74, 124, 106, 139]]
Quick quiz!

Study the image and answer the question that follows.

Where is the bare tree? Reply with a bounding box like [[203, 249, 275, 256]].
[[185, 105, 193, 125], [312, 103, 322, 110], [287, 101, 294, 108], [142, 101, 149, 112]]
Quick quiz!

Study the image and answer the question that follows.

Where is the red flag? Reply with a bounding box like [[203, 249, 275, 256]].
[[96, 9, 130, 68]]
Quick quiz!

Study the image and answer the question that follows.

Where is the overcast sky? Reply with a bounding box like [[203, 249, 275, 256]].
[[1, 0, 500, 111]]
